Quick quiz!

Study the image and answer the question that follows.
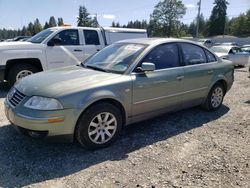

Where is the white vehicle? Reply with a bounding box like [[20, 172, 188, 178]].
[[0, 26, 147, 85], [211, 45, 250, 67], [197, 39, 213, 48]]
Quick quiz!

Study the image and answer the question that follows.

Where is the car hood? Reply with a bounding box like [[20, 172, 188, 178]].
[[15, 66, 122, 97], [0, 41, 43, 50]]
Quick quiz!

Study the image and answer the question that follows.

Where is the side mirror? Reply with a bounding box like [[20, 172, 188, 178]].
[[48, 38, 62, 46], [138, 62, 155, 72], [47, 40, 54, 46]]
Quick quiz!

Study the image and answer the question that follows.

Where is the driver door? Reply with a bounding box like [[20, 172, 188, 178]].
[[45, 29, 84, 69], [131, 43, 184, 117]]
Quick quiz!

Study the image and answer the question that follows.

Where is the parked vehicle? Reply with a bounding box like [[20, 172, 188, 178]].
[[219, 42, 238, 46], [197, 39, 213, 48], [5, 38, 234, 149], [12, 36, 31, 41], [211, 45, 250, 66], [0, 26, 147, 86]]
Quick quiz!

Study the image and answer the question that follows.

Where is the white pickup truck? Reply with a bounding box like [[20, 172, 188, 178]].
[[0, 26, 147, 85]]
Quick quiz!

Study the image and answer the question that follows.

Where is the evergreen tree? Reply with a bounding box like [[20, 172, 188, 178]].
[[44, 22, 50, 29], [49, 16, 57, 27], [33, 18, 42, 34], [111, 21, 116, 27], [208, 0, 229, 36], [27, 22, 34, 36], [77, 6, 93, 27], [58, 17, 64, 26]]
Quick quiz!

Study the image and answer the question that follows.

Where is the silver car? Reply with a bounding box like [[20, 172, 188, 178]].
[[5, 38, 234, 149], [211, 45, 250, 66]]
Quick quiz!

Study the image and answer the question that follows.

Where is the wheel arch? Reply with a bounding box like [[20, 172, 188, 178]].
[[5, 58, 43, 80], [75, 98, 127, 133]]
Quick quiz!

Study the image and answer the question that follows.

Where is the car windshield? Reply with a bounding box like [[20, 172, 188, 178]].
[[210, 46, 230, 53], [29, 28, 56, 43], [83, 43, 146, 74]]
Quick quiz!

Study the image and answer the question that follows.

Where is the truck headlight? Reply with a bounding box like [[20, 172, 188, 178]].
[[24, 96, 63, 110]]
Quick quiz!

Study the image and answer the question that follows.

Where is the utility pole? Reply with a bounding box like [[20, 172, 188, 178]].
[[196, 0, 201, 38]]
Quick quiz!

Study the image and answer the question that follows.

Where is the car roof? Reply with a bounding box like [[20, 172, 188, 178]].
[[116, 38, 200, 46]]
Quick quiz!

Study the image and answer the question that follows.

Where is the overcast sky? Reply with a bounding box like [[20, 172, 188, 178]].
[[0, 0, 249, 29]]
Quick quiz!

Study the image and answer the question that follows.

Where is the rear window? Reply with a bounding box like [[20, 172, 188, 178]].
[[83, 30, 100, 45], [205, 49, 217, 62], [181, 43, 207, 65]]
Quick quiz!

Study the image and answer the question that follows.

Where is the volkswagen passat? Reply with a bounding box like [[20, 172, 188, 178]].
[[5, 38, 234, 149]]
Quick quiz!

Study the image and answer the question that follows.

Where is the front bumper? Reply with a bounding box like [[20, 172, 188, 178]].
[[0, 65, 5, 81], [4, 100, 79, 142]]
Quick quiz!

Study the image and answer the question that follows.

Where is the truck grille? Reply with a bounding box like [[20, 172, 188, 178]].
[[8, 88, 26, 107]]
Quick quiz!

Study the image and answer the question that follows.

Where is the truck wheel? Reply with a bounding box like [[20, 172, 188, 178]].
[[202, 83, 225, 111], [7, 63, 39, 86], [75, 102, 123, 150]]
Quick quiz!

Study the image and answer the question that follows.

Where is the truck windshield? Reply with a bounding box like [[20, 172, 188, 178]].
[[83, 43, 146, 74], [29, 29, 55, 43]]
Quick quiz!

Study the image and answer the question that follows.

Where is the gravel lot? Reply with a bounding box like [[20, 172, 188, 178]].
[[0, 68, 249, 188]]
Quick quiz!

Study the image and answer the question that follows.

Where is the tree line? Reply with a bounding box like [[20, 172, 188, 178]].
[[0, 16, 64, 39], [0, 0, 249, 40]]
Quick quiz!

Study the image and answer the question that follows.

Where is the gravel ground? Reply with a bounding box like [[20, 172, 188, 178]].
[[0, 68, 249, 188]]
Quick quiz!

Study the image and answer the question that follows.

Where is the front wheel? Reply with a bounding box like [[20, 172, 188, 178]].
[[203, 83, 225, 111], [7, 63, 39, 86], [75, 103, 123, 150]]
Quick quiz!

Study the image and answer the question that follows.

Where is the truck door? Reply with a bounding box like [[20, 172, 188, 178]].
[[82, 29, 103, 60], [45, 29, 84, 69]]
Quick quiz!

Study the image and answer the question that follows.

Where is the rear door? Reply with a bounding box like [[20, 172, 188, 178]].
[[180, 43, 217, 105], [82, 29, 103, 61], [132, 43, 184, 117], [46, 29, 84, 69]]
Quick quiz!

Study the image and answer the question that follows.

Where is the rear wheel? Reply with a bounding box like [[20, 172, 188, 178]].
[[75, 103, 122, 150], [7, 63, 39, 86], [203, 83, 225, 111]]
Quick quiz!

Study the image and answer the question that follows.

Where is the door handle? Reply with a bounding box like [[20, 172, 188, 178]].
[[208, 70, 214, 74], [74, 49, 83, 52], [176, 75, 184, 80]]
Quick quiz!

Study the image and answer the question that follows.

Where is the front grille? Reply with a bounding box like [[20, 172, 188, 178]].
[[8, 89, 26, 107]]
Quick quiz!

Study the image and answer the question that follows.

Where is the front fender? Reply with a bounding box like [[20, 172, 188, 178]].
[[2, 49, 47, 70]]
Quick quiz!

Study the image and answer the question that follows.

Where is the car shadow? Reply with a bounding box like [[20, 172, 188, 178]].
[[0, 82, 9, 98], [0, 105, 229, 187]]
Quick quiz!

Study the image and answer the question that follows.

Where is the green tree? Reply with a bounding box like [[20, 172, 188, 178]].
[[44, 22, 50, 29], [49, 16, 57, 27], [27, 22, 34, 36], [111, 21, 116, 27], [33, 18, 42, 34], [208, 0, 229, 36], [77, 6, 93, 27], [188, 14, 207, 37], [150, 0, 186, 37], [58, 17, 64, 26]]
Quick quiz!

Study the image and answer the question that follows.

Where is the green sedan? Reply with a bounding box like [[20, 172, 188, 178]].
[[4, 38, 234, 149]]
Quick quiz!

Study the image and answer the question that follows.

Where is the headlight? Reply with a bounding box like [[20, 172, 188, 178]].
[[24, 96, 63, 110]]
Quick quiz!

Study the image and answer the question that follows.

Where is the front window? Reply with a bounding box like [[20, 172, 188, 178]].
[[52, 29, 79, 45], [83, 43, 146, 74], [30, 28, 56, 43]]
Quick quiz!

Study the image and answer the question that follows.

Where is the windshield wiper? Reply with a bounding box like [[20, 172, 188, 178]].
[[84, 65, 110, 73]]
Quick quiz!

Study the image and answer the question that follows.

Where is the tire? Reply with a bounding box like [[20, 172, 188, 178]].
[[7, 63, 39, 86], [203, 83, 225, 111], [75, 102, 123, 150]]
